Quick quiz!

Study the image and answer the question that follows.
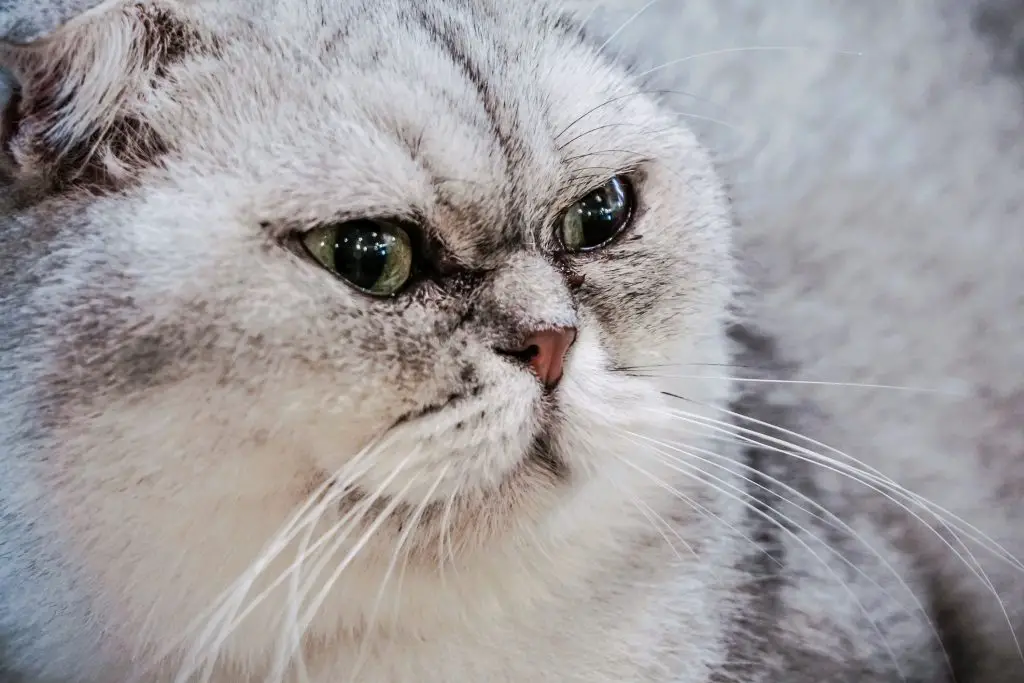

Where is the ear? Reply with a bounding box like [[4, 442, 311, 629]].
[[1, 1, 209, 191]]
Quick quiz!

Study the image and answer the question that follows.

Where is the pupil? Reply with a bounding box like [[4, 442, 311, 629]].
[[334, 221, 389, 289], [579, 180, 627, 245]]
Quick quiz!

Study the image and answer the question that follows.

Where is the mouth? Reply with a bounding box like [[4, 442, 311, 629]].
[[388, 400, 569, 479], [326, 398, 568, 504], [338, 381, 569, 511], [386, 387, 480, 432]]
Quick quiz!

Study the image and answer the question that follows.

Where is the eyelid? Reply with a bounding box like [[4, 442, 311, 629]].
[[561, 160, 647, 202], [561, 169, 643, 217], [262, 206, 425, 238]]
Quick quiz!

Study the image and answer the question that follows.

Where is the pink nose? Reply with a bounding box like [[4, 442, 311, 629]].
[[498, 327, 578, 390]]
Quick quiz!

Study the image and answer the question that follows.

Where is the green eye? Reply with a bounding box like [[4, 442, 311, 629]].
[[560, 176, 635, 252], [301, 219, 414, 296]]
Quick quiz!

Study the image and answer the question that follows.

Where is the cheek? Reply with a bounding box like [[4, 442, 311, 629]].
[[573, 225, 732, 369], [577, 249, 683, 361], [210, 250, 474, 404]]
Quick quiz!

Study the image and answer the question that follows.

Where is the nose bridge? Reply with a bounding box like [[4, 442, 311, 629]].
[[477, 253, 580, 391], [482, 253, 577, 332]]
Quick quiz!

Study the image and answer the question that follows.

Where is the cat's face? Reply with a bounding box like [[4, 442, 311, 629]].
[[1, 0, 734, 674]]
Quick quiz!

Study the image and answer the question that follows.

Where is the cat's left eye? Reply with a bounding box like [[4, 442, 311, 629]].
[[301, 219, 414, 296], [560, 176, 635, 252]]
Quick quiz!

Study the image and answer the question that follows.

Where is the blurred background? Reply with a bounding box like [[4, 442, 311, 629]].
[[588, 0, 1024, 529], [591, 2, 1024, 674]]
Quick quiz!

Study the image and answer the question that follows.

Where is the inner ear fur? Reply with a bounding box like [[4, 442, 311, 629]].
[[0, 2, 202, 190]]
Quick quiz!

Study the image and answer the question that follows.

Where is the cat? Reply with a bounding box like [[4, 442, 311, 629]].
[[0, 0, 1021, 682]]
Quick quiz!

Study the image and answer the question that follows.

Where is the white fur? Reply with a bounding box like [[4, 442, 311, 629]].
[[1, 2, 741, 681]]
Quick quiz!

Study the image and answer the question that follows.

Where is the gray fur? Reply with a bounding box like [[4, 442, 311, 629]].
[[0, 0, 107, 43], [974, 0, 1024, 79], [0, 1, 1020, 682]]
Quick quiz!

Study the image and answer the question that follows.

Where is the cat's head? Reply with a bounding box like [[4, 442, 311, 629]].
[[1, 0, 735, 676]]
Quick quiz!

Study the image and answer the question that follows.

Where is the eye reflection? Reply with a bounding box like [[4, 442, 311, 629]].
[[302, 220, 413, 296], [560, 176, 635, 251]]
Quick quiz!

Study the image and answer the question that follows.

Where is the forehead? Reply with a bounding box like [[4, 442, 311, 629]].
[[163, 0, 667, 260]]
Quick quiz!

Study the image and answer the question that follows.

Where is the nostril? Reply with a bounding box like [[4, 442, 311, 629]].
[[495, 327, 577, 391], [498, 344, 541, 364]]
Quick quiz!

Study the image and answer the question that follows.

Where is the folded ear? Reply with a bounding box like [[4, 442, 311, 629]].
[[1, 1, 210, 191]]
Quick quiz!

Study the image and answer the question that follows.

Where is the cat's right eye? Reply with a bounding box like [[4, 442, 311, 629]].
[[301, 219, 414, 296]]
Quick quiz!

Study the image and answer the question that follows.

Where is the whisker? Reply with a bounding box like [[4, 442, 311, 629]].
[[691, 425, 1023, 663], [161, 438, 390, 683], [637, 45, 864, 79], [614, 448, 784, 570], [615, 443, 909, 681], [293, 459, 421, 604], [608, 474, 699, 565], [439, 483, 461, 581], [256, 495, 376, 682], [664, 406, 1017, 573], [347, 464, 451, 683], [198, 482, 382, 683], [518, 513, 560, 572], [390, 483, 446, 629], [653, 400, 1023, 661], [595, 0, 663, 54], [674, 111, 747, 135], [565, 163, 630, 178], [696, 422, 1013, 591], [188, 436, 407, 682], [274, 468, 385, 682], [563, 148, 650, 164], [277, 453, 400, 683], [285, 493, 338, 683], [557, 119, 684, 151], [612, 362, 764, 371], [663, 393, 1022, 566], [267, 452, 421, 680], [554, 88, 716, 142], [574, 2, 602, 43], [293, 457, 423, 657], [627, 425, 954, 676], [677, 396, 1024, 572], [557, 122, 656, 151], [627, 372, 968, 397]]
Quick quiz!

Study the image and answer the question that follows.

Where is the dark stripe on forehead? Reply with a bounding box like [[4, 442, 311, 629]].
[[408, 7, 519, 169], [408, 7, 527, 242]]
